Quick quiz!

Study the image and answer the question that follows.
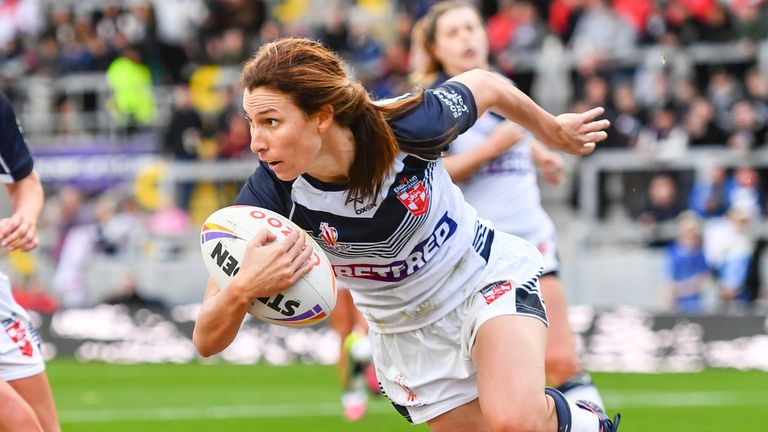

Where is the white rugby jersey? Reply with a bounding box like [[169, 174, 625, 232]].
[[446, 112, 554, 238], [236, 82, 495, 333]]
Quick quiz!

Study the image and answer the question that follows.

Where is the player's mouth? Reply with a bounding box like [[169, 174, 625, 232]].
[[266, 160, 282, 169], [463, 48, 477, 58]]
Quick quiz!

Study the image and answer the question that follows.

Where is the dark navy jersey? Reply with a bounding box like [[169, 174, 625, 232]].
[[0, 92, 33, 184], [236, 81, 496, 333]]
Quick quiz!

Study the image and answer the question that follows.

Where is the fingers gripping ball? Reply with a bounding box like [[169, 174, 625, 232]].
[[201, 205, 337, 326]]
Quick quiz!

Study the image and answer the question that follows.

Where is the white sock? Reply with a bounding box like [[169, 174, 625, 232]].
[[567, 398, 600, 432], [562, 383, 605, 412]]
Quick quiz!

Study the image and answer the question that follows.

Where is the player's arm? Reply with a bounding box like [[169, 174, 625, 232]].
[[193, 229, 314, 357], [443, 121, 524, 183], [1, 169, 43, 251], [448, 69, 609, 155]]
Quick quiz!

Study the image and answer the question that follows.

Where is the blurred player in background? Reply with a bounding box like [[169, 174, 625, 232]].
[[0, 91, 60, 432], [411, 0, 604, 408], [328, 289, 377, 421], [193, 37, 619, 431]]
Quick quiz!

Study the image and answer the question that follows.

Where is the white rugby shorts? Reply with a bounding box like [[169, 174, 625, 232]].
[[0, 274, 45, 381], [371, 231, 547, 424], [512, 221, 559, 276]]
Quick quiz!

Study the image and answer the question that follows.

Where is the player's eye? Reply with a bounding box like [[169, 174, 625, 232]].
[[266, 119, 279, 127]]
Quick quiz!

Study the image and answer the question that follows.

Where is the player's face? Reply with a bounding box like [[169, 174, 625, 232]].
[[432, 7, 488, 77], [243, 87, 323, 181]]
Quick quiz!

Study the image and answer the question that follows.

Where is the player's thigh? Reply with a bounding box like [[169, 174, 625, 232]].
[[8, 372, 60, 432], [427, 399, 489, 432], [328, 289, 356, 337], [472, 315, 552, 431], [0, 378, 42, 432]]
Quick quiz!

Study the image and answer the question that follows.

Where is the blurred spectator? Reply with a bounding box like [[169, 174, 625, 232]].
[[693, 2, 733, 43], [726, 99, 768, 150], [727, 166, 762, 222], [638, 174, 686, 239], [703, 204, 757, 312], [94, 193, 148, 259], [684, 97, 728, 147], [729, 0, 768, 43], [569, 0, 637, 75], [664, 211, 710, 314], [689, 164, 731, 218], [151, 0, 206, 83], [609, 81, 643, 148], [707, 69, 743, 129], [0, 0, 43, 46], [162, 85, 203, 210], [635, 104, 688, 160], [106, 45, 156, 131], [744, 68, 768, 127]]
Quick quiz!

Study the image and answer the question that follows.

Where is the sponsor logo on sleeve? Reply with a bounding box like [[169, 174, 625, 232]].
[[434, 88, 469, 118]]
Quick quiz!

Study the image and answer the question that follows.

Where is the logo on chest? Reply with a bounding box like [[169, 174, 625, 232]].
[[317, 222, 351, 252], [394, 176, 429, 216]]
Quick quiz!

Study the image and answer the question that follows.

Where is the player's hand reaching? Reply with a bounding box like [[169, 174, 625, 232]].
[[230, 228, 314, 300], [0, 212, 38, 252], [548, 107, 610, 156], [538, 151, 566, 185]]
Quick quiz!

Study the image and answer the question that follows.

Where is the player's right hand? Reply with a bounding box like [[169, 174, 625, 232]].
[[230, 228, 313, 299]]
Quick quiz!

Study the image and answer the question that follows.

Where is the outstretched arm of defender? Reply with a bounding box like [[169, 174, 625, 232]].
[[449, 69, 610, 156]]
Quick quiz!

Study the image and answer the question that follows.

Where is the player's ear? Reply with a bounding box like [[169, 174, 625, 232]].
[[316, 104, 334, 133]]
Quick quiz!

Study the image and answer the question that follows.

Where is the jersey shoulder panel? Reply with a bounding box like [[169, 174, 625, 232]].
[[388, 81, 477, 153]]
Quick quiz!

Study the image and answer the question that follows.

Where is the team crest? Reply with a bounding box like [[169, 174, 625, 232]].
[[480, 281, 514, 305], [319, 222, 338, 246], [2, 314, 34, 357], [395, 176, 429, 216]]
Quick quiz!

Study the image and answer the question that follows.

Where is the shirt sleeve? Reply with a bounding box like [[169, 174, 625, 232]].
[[235, 161, 294, 217], [0, 92, 33, 183], [389, 81, 478, 157]]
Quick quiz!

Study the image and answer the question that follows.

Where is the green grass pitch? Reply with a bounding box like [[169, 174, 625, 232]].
[[47, 359, 768, 431]]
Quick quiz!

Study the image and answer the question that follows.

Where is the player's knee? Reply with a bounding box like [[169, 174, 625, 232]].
[[545, 348, 580, 386], [484, 400, 548, 432]]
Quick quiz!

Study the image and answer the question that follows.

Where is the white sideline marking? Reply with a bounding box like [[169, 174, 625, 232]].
[[60, 403, 394, 423], [59, 391, 768, 423]]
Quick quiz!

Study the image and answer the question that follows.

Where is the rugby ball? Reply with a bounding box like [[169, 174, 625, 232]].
[[200, 205, 336, 327]]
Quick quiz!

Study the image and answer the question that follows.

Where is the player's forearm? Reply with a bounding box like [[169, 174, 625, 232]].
[[450, 69, 560, 147], [5, 170, 43, 222], [193, 281, 251, 357], [443, 146, 496, 183]]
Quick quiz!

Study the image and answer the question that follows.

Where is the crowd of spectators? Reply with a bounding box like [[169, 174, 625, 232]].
[[2, 0, 768, 313]]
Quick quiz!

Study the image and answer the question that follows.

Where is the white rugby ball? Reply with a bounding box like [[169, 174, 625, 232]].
[[200, 205, 337, 327]]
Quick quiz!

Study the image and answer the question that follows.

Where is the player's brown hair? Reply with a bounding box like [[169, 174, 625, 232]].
[[241, 38, 423, 203]]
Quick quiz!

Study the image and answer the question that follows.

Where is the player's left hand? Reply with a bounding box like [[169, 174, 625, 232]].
[[0, 213, 38, 252], [550, 107, 610, 155], [539, 151, 566, 185]]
